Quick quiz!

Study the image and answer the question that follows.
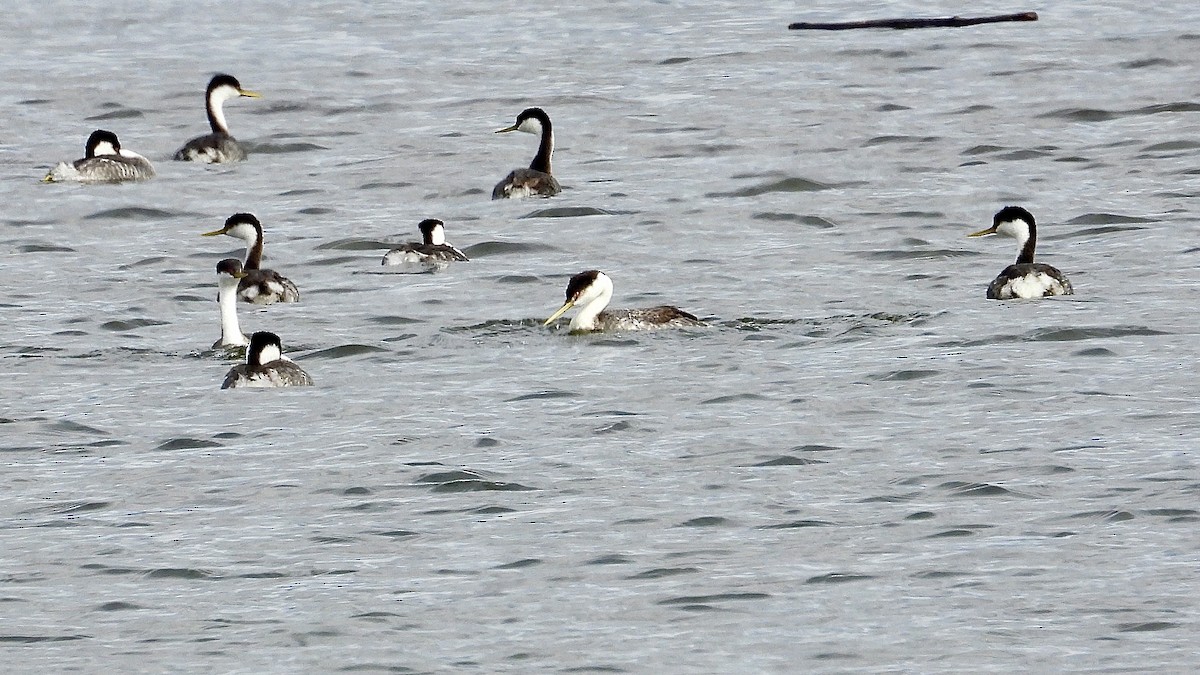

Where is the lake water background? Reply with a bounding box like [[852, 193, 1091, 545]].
[[2, 1, 1198, 672]]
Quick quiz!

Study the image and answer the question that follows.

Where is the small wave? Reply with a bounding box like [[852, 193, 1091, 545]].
[[519, 206, 616, 218], [155, 438, 222, 451], [706, 176, 829, 198], [316, 238, 393, 251], [465, 241, 559, 256], [751, 212, 837, 228], [84, 109, 143, 121], [100, 319, 168, 331], [84, 207, 194, 221], [1065, 213, 1156, 225], [1025, 326, 1168, 342], [415, 469, 534, 493], [250, 142, 328, 154], [300, 344, 389, 359]]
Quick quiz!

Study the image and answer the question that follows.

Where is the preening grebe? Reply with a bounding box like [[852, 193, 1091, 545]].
[[44, 129, 155, 183]]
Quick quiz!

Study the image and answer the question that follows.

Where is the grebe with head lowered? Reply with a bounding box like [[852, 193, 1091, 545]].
[[221, 331, 313, 389], [969, 206, 1074, 300], [202, 213, 299, 304], [382, 218, 469, 268], [544, 270, 705, 333], [44, 129, 155, 183], [174, 74, 261, 163], [492, 107, 562, 199], [214, 258, 250, 349]]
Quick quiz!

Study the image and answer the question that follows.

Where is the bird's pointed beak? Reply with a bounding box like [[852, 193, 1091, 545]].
[[239, 89, 262, 98], [41, 173, 55, 183], [968, 225, 998, 238], [495, 124, 519, 134], [232, 270, 248, 279], [543, 300, 575, 326], [201, 227, 228, 237]]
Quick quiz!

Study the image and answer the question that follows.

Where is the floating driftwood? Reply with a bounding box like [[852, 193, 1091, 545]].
[[789, 12, 1037, 31]]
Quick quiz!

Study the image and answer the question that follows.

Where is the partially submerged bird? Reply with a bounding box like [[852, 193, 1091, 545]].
[[492, 107, 562, 199], [174, 73, 261, 163], [44, 129, 155, 183], [221, 330, 313, 389], [968, 206, 1074, 300], [382, 218, 469, 268], [202, 213, 299, 304], [213, 258, 250, 349], [544, 270, 705, 332]]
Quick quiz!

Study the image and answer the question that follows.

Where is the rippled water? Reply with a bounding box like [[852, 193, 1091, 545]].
[[3, 1, 1199, 672]]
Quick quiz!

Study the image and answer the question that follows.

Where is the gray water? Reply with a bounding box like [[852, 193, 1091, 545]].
[[2, 1, 1199, 672]]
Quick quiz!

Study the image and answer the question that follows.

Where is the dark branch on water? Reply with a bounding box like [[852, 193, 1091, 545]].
[[788, 12, 1038, 31]]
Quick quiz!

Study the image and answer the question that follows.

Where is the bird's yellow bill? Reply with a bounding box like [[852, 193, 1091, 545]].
[[239, 89, 262, 98], [41, 173, 55, 183], [543, 301, 574, 326], [968, 226, 997, 238], [232, 270, 248, 279], [495, 124, 519, 134], [201, 227, 228, 237]]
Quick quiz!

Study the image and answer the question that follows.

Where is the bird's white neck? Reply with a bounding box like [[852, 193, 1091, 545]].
[[207, 85, 237, 134], [428, 224, 446, 246], [218, 279, 248, 346]]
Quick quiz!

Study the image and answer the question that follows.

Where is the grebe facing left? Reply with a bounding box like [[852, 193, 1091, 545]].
[[202, 213, 299, 304], [492, 107, 562, 199], [969, 206, 1073, 300], [44, 129, 155, 183], [543, 270, 705, 333]]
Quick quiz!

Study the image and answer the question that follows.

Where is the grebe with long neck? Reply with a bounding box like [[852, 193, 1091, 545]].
[[543, 270, 705, 332], [174, 74, 261, 163], [44, 129, 155, 183], [214, 258, 250, 349], [221, 331, 313, 389], [492, 107, 562, 199], [382, 218, 470, 268], [202, 213, 299, 304], [968, 206, 1073, 300]]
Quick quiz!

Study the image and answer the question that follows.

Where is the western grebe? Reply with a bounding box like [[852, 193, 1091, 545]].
[[492, 107, 562, 199], [382, 218, 470, 268], [968, 206, 1074, 299], [214, 258, 250, 349], [543, 270, 705, 332], [202, 213, 300, 304], [44, 129, 155, 183], [221, 331, 313, 389], [174, 74, 261, 163]]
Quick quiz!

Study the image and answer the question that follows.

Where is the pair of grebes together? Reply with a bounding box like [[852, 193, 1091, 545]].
[[46, 75, 1073, 387]]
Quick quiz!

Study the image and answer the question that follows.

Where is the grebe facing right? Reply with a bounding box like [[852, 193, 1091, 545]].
[[543, 270, 705, 333], [221, 331, 313, 389], [44, 129, 155, 183], [174, 74, 261, 163], [202, 213, 300, 304], [969, 206, 1074, 300], [382, 218, 469, 268], [492, 107, 562, 199]]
